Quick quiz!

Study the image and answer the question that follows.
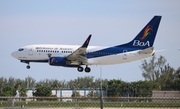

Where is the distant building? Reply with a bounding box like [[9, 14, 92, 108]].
[[26, 88, 106, 101], [152, 91, 180, 102]]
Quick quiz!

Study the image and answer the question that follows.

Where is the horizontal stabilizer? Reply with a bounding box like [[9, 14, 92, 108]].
[[139, 47, 154, 54], [155, 49, 166, 52]]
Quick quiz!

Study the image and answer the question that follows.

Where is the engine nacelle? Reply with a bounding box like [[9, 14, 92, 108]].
[[49, 57, 71, 66]]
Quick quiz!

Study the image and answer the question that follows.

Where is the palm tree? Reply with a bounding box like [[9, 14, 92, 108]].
[[89, 82, 96, 97], [0, 82, 4, 94], [25, 76, 36, 88], [51, 80, 61, 97]]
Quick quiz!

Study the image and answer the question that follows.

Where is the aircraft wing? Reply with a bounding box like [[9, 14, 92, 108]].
[[66, 34, 92, 65]]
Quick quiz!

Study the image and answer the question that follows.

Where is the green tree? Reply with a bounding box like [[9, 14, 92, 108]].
[[0, 86, 16, 96], [7, 77, 15, 86], [133, 80, 151, 97], [140, 55, 179, 91], [0, 77, 6, 94], [18, 87, 27, 97], [68, 76, 94, 88], [25, 76, 36, 88], [107, 79, 124, 97], [51, 80, 61, 97], [33, 84, 52, 97], [14, 79, 27, 97], [71, 90, 80, 101], [71, 91, 80, 97], [89, 82, 96, 97], [141, 55, 167, 81], [170, 67, 180, 90]]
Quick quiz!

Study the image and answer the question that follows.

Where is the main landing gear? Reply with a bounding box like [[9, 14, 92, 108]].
[[77, 65, 91, 73]]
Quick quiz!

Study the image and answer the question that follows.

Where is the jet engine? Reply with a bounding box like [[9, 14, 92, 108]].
[[49, 57, 71, 66]]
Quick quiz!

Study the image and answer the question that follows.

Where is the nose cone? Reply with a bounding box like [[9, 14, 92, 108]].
[[11, 51, 18, 59]]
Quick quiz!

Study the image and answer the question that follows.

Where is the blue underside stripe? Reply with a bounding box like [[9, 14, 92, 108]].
[[86, 46, 140, 58], [21, 47, 140, 63]]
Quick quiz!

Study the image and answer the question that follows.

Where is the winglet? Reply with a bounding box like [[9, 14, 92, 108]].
[[81, 34, 92, 48]]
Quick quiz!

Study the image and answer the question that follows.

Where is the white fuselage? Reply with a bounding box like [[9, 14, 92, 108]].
[[11, 44, 154, 66]]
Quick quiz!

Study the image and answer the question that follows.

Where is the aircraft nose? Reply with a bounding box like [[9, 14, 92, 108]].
[[11, 51, 18, 58]]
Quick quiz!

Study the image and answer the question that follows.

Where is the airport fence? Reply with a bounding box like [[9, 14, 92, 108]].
[[0, 96, 180, 108]]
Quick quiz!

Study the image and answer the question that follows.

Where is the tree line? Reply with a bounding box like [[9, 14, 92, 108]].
[[0, 55, 179, 97]]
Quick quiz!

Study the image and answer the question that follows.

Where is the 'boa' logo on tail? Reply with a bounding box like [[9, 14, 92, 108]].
[[140, 25, 153, 40]]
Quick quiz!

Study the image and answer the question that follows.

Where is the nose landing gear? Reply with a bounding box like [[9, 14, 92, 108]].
[[20, 61, 31, 69], [26, 62, 30, 69], [26, 65, 30, 69]]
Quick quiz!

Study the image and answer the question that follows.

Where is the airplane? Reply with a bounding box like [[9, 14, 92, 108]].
[[11, 16, 162, 73]]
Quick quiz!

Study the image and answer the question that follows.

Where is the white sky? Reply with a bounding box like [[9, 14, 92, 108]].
[[0, 0, 180, 82]]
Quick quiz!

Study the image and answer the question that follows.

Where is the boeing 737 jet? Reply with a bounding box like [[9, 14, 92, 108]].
[[11, 16, 162, 73]]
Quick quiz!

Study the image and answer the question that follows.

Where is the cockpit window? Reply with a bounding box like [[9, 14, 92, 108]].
[[18, 48, 24, 51]]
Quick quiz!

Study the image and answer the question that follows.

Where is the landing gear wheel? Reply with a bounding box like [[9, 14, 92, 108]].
[[26, 65, 30, 69], [85, 67, 91, 73], [77, 66, 83, 72]]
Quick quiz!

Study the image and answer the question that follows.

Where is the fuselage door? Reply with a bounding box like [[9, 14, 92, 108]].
[[29, 48, 33, 56], [123, 50, 127, 59]]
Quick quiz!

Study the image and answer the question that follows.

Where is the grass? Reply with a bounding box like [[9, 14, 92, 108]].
[[0, 101, 180, 108]]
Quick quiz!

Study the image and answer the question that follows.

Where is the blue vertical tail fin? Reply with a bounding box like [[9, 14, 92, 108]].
[[117, 16, 162, 49]]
